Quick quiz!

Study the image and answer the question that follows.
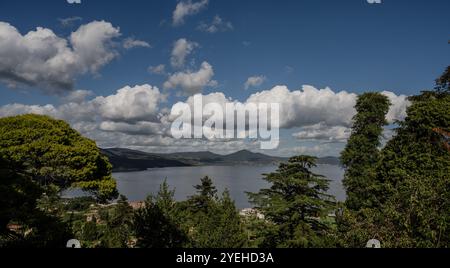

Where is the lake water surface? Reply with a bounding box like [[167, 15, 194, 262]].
[[112, 164, 345, 208]]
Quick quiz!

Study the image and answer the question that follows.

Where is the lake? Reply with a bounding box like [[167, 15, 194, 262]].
[[111, 164, 345, 209]]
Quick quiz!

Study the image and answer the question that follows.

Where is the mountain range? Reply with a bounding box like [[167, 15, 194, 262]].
[[101, 148, 341, 172]]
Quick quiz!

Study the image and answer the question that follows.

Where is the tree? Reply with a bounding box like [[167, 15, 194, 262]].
[[0, 156, 72, 247], [0, 114, 118, 202], [338, 67, 450, 248], [340, 93, 390, 211], [214, 190, 247, 248], [248, 156, 336, 248], [372, 87, 450, 247], [101, 195, 134, 248], [133, 181, 188, 248], [188, 176, 218, 213], [188, 189, 247, 248]]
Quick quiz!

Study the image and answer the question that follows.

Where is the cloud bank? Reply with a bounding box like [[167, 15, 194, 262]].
[[0, 84, 410, 155]]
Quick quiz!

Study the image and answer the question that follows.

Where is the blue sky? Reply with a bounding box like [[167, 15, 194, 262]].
[[0, 0, 448, 156]]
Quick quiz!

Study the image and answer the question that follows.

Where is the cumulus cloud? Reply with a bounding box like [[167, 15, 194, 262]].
[[170, 38, 198, 68], [169, 85, 410, 146], [246, 85, 355, 128], [197, 15, 233, 33], [70, 21, 121, 73], [0, 20, 121, 93], [163, 61, 217, 94], [244, 75, 266, 90], [148, 64, 166, 75], [123, 37, 151, 49], [172, 0, 209, 26], [94, 84, 166, 122]]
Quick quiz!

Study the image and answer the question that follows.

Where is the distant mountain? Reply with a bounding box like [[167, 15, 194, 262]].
[[101, 148, 340, 172], [221, 150, 285, 163], [100, 148, 190, 172]]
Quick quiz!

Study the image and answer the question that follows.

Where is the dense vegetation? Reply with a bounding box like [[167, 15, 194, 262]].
[[0, 67, 449, 248]]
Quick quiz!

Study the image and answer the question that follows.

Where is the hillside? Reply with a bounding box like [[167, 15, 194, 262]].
[[101, 148, 340, 172], [100, 148, 190, 172]]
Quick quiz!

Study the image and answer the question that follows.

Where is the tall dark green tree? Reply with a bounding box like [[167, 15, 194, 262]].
[[340, 93, 390, 210], [188, 176, 218, 213], [371, 84, 450, 247], [133, 181, 188, 248], [188, 189, 247, 248], [248, 156, 336, 248], [339, 67, 450, 248]]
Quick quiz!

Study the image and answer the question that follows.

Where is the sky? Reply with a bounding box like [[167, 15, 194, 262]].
[[0, 0, 449, 156]]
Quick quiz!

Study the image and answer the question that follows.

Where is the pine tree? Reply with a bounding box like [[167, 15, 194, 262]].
[[188, 176, 218, 213], [190, 189, 246, 248], [133, 181, 188, 248], [248, 156, 336, 248]]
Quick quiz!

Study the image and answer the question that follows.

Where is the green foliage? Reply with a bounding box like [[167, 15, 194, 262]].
[[368, 90, 450, 247], [340, 93, 391, 211], [186, 187, 247, 248], [188, 176, 218, 214], [339, 68, 450, 248], [101, 195, 134, 248], [133, 181, 188, 248], [0, 156, 72, 247], [248, 156, 337, 248], [0, 114, 118, 201]]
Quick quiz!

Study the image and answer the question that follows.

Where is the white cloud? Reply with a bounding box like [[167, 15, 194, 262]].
[[0, 20, 121, 93], [292, 123, 351, 142], [70, 21, 121, 73], [246, 85, 357, 128], [244, 75, 266, 90], [381, 91, 410, 123], [172, 0, 209, 26], [170, 38, 199, 68], [163, 61, 217, 95], [197, 15, 233, 33], [94, 84, 166, 122], [148, 64, 166, 75], [175, 85, 409, 131], [123, 37, 151, 49], [0, 103, 59, 118]]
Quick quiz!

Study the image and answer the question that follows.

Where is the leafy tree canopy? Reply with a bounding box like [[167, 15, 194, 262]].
[[0, 114, 118, 201], [248, 156, 336, 248]]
